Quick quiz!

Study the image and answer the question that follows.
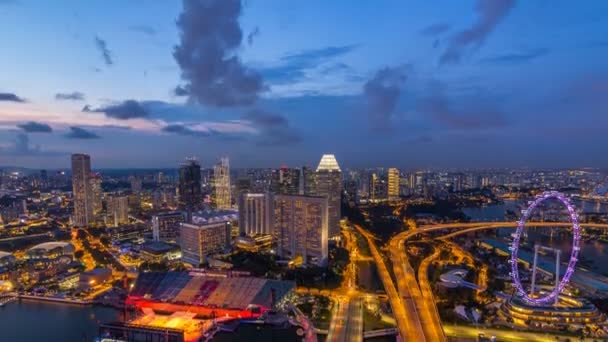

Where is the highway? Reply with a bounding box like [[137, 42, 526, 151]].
[[354, 224, 426, 341], [326, 297, 349, 342]]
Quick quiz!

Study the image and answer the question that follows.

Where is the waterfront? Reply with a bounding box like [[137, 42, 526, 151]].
[[0, 301, 120, 342]]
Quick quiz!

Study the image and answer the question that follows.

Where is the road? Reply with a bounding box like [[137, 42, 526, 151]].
[[390, 230, 445, 341], [354, 224, 426, 341], [327, 297, 350, 342], [443, 324, 601, 342], [346, 296, 363, 342]]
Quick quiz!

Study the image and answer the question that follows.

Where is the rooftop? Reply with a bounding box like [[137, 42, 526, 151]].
[[316, 154, 341, 172]]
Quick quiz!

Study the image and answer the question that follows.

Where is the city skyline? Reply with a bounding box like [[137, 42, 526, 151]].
[[1, 0, 608, 169]]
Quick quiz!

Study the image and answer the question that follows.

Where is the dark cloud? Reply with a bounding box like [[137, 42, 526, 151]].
[[85, 100, 149, 120], [0, 92, 26, 103], [0, 133, 64, 157], [262, 45, 357, 84], [363, 66, 407, 131], [242, 109, 302, 145], [17, 121, 53, 133], [65, 126, 101, 139], [129, 25, 157, 36], [440, 0, 516, 65], [55, 91, 85, 101], [247, 26, 259, 46], [173, 0, 264, 107], [420, 23, 451, 36], [161, 124, 212, 137], [419, 81, 507, 129], [173, 85, 189, 97], [94, 36, 113, 66], [480, 48, 549, 64]]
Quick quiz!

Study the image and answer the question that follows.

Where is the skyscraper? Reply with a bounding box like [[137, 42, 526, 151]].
[[180, 221, 231, 266], [90, 173, 103, 217], [178, 158, 202, 210], [315, 154, 342, 237], [130, 176, 142, 194], [213, 157, 231, 209], [273, 194, 328, 266], [152, 212, 186, 243], [107, 194, 129, 227], [300, 166, 316, 195], [71, 154, 94, 227], [238, 193, 273, 236], [270, 167, 300, 195], [388, 168, 400, 201]]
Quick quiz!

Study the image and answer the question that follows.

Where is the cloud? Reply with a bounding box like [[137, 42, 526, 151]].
[[419, 81, 507, 129], [94, 36, 113, 66], [0, 133, 64, 157], [247, 26, 259, 46], [17, 121, 53, 133], [262, 45, 357, 84], [84, 100, 149, 120], [242, 109, 302, 145], [65, 126, 100, 139], [173, 0, 264, 107], [480, 47, 549, 64], [161, 124, 213, 137], [420, 23, 451, 36], [440, 0, 516, 65], [173, 85, 189, 96], [129, 25, 157, 36], [0, 92, 26, 102], [363, 66, 407, 131], [55, 91, 85, 101]]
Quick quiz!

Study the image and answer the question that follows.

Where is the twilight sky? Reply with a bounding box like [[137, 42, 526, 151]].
[[1, 0, 607, 169]]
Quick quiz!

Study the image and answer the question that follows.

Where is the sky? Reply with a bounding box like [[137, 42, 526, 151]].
[[1, 0, 607, 170]]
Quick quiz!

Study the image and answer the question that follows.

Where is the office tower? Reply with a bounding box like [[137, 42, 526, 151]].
[[235, 177, 252, 194], [238, 193, 273, 236], [314, 154, 342, 237], [90, 173, 103, 217], [152, 212, 185, 243], [180, 221, 231, 266], [270, 167, 300, 195], [40, 169, 48, 187], [213, 157, 231, 209], [71, 154, 94, 227], [107, 195, 129, 227], [388, 168, 400, 201], [130, 176, 142, 194], [156, 172, 164, 185], [273, 194, 328, 266], [369, 173, 379, 202], [178, 158, 202, 210], [300, 166, 316, 195]]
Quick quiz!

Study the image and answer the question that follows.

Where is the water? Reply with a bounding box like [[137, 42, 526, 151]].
[[463, 199, 608, 275], [0, 301, 120, 342]]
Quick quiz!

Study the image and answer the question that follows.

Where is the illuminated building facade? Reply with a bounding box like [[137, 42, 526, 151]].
[[238, 192, 273, 236], [180, 221, 230, 266], [388, 167, 400, 201], [212, 157, 231, 209], [90, 173, 103, 217], [152, 211, 186, 243], [107, 195, 129, 227], [178, 158, 202, 210], [273, 194, 328, 266], [314, 154, 342, 237], [71, 153, 94, 227], [270, 167, 300, 195]]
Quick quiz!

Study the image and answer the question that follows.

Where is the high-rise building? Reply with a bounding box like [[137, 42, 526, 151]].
[[315, 154, 342, 237], [90, 173, 103, 217], [178, 158, 202, 210], [107, 195, 129, 227], [238, 193, 273, 236], [388, 168, 400, 201], [130, 176, 142, 194], [152, 212, 186, 243], [213, 157, 231, 209], [180, 221, 231, 266], [71, 154, 94, 227], [300, 166, 316, 195], [270, 167, 300, 195], [273, 194, 328, 266], [369, 173, 378, 201]]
